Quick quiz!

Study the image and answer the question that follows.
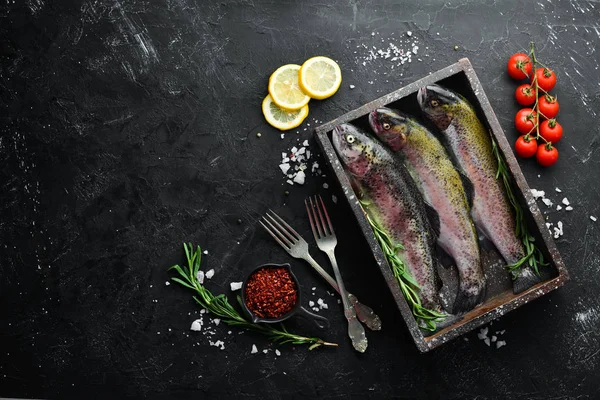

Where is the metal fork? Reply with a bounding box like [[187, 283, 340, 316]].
[[259, 211, 381, 333], [305, 195, 368, 353]]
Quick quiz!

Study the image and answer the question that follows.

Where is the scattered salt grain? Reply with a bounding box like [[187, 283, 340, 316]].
[[496, 340, 506, 349], [349, 84, 356, 89], [530, 189, 545, 199], [323, 183, 329, 189], [190, 320, 203, 331], [203, 250, 209, 255], [279, 164, 290, 174], [555, 188, 562, 193], [309, 300, 315, 307], [542, 198, 553, 207], [491, 335, 497, 343], [562, 197, 570, 206], [406, 31, 412, 37], [275, 349, 281, 356], [553, 221, 563, 239], [477, 327, 489, 340], [213, 318, 220, 326], [556, 205, 562, 211], [303, 140, 309, 147], [205, 269, 215, 279], [332, 195, 338, 204], [591, 216, 597, 222], [263, 349, 269, 354], [293, 171, 306, 185], [200, 309, 206, 314], [484, 338, 491, 346], [230, 282, 243, 291], [312, 307, 320, 312], [196, 271, 205, 284], [165, 281, 170, 286], [312, 287, 316, 291], [286, 179, 294, 185], [280, 134, 285, 139], [565, 206, 573, 211], [251, 344, 258, 354]]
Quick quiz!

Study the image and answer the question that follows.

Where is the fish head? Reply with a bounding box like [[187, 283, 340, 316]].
[[369, 107, 410, 151], [417, 84, 460, 130], [332, 123, 377, 177]]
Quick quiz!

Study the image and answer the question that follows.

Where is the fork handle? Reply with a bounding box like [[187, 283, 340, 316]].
[[325, 250, 368, 353], [303, 255, 381, 331]]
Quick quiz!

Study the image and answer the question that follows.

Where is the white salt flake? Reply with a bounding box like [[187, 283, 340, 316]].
[[293, 171, 306, 185], [349, 84, 355, 89], [263, 349, 269, 354], [565, 206, 573, 211], [196, 271, 205, 284], [542, 198, 553, 207], [279, 163, 290, 175], [203, 250, 208, 255], [286, 179, 294, 185], [291, 146, 298, 154], [562, 197, 570, 206], [165, 281, 170, 286], [309, 301, 315, 307], [230, 281, 243, 291], [555, 187, 562, 193], [491, 335, 497, 342], [556, 205, 563, 211], [323, 183, 329, 189], [213, 318, 220, 326], [311, 287, 316, 291], [317, 298, 324, 305], [251, 344, 258, 354], [530, 189, 545, 199], [477, 327, 489, 340], [312, 307, 320, 312], [496, 340, 507, 349], [280, 134, 284, 139], [205, 269, 215, 279], [406, 30, 412, 36], [591, 216, 597, 222], [332, 195, 338, 204], [190, 320, 203, 331], [282, 152, 287, 158], [297, 147, 306, 155], [275, 349, 281, 356], [484, 338, 491, 346]]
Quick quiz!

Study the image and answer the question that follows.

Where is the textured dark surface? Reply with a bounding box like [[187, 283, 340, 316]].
[[1, 0, 599, 398]]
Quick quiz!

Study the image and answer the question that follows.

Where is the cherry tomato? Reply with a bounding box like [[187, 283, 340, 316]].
[[532, 67, 557, 92], [539, 119, 563, 143], [515, 84, 535, 106], [538, 95, 559, 119], [536, 144, 559, 167], [507, 53, 533, 80], [515, 108, 538, 134], [514, 135, 538, 158]]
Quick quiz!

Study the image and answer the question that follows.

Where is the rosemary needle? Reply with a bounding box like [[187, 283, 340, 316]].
[[169, 243, 337, 349]]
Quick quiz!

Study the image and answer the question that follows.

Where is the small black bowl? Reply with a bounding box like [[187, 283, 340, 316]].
[[240, 263, 329, 329]]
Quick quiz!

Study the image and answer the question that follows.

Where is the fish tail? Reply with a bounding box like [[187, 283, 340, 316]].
[[452, 283, 486, 314], [512, 267, 543, 294], [422, 313, 464, 336]]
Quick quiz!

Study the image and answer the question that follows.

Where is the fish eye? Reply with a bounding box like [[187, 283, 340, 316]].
[[430, 99, 439, 107], [346, 135, 355, 143], [383, 122, 391, 130]]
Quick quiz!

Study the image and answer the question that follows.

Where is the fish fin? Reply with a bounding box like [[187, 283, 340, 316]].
[[452, 284, 486, 314], [421, 313, 464, 336], [512, 267, 543, 294], [458, 170, 475, 208], [424, 203, 441, 239]]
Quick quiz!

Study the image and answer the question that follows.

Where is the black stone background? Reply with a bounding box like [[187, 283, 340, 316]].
[[1, 0, 600, 398]]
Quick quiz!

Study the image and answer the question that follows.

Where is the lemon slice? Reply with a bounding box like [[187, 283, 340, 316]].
[[268, 64, 311, 111], [262, 95, 309, 131], [298, 56, 342, 100]]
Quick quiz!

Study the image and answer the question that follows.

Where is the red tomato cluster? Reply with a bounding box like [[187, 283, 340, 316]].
[[507, 52, 562, 167]]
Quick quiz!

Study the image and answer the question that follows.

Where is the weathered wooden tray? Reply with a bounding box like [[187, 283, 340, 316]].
[[314, 58, 569, 352]]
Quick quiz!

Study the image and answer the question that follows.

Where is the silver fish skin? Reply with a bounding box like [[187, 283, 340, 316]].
[[417, 84, 539, 294], [369, 107, 486, 313], [332, 123, 443, 312]]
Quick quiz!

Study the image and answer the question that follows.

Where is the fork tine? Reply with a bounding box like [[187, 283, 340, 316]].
[[265, 212, 298, 244], [309, 197, 325, 238], [259, 220, 291, 250], [268, 209, 301, 240], [304, 199, 319, 240], [313, 196, 331, 237], [261, 217, 294, 249], [318, 195, 335, 235]]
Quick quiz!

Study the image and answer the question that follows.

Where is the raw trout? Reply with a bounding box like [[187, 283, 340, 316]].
[[331, 123, 444, 313], [369, 108, 486, 313], [417, 84, 540, 293]]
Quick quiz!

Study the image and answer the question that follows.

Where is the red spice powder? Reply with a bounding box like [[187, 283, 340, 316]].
[[245, 267, 298, 319]]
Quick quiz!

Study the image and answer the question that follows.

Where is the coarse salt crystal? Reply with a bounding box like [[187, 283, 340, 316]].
[[282, 152, 287, 158], [286, 179, 294, 185], [555, 188, 562, 193], [251, 344, 258, 354], [484, 338, 491, 346], [349, 84, 355, 89], [591, 216, 597, 222], [562, 197, 570, 205], [477, 327, 489, 340], [279, 164, 290, 174], [317, 298, 324, 305], [196, 271, 205, 284], [297, 147, 306, 155], [291, 146, 298, 154], [491, 335, 497, 342], [213, 318, 220, 326], [205, 269, 214, 279], [309, 301, 315, 307], [230, 282, 243, 291], [312, 287, 316, 291], [323, 183, 329, 189], [497, 340, 506, 349], [275, 349, 281, 356], [530, 189, 545, 199], [565, 206, 573, 211], [556, 205, 562, 211], [542, 198, 553, 207], [407, 31, 412, 36], [190, 320, 202, 331], [280, 134, 285, 139], [332, 195, 337, 204], [165, 281, 170, 286], [263, 349, 269, 354], [312, 307, 319, 312], [203, 250, 208, 255]]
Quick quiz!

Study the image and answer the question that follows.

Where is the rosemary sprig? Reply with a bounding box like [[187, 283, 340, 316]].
[[491, 137, 547, 276], [359, 202, 446, 331], [169, 243, 337, 350]]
